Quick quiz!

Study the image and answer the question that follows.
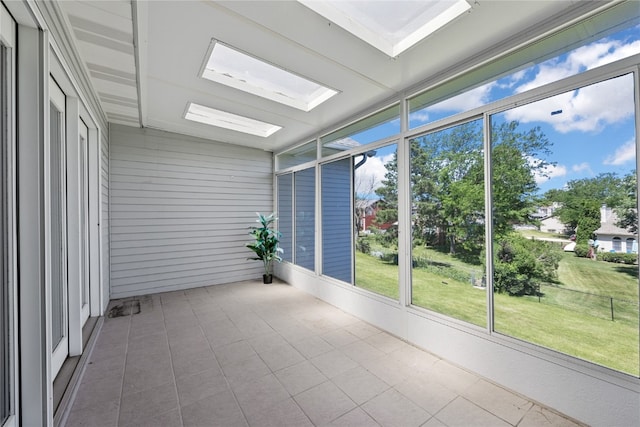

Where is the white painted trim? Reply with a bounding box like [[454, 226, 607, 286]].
[[78, 119, 90, 325], [87, 124, 101, 317], [17, 23, 51, 427], [48, 75, 68, 378], [0, 3, 17, 426], [65, 94, 83, 358]]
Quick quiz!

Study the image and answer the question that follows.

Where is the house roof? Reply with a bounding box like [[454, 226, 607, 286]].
[[595, 210, 635, 237]]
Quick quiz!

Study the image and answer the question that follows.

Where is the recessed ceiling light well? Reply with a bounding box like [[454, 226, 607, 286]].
[[200, 40, 338, 112], [299, 0, 471, 57], [184, 102, 282, 137]]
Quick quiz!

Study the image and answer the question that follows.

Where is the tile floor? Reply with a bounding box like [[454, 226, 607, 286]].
[[64, 280, 584, 427]]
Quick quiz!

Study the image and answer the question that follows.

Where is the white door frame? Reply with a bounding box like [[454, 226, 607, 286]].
[[49, 76, 68, 378]]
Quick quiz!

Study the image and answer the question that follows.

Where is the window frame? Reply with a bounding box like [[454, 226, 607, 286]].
[[0, 3, 16, 426]]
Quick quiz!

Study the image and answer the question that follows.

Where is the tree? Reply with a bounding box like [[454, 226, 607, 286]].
[[492, 234, 563, 296], [615, 171, 637, 234], [546, 173, 626, 243], [375, 119, 553, 255]]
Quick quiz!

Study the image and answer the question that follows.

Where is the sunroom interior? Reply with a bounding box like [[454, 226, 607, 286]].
[[2, 1, 640, 426]]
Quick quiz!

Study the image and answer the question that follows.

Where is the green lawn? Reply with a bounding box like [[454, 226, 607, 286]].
[[516, 229, 570, 240], [355, 249, 639, 376]]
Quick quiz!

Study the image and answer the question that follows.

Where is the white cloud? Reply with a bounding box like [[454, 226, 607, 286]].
[[355, 153, 395, 194], [409, 111, 429, 125], [571, 162, 592, 173], [504, 37, 639, 133], [427, 82, 495, 113], [533, 163, 567, 184], [515, 39, 640, 94], [498, 69, 527, 89], [504, 73, 635, 133], [603, 138, 636, 165]]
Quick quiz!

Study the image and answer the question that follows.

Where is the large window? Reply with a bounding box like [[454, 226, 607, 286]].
[[353, 144, 399, 299], [408, 24, 640, 130], [491, 73, 638, 376], [275, 167, 316, 271], [321, 104, 400, 157], [410, 119, 486, 326], [276, 140, 317, 171], [279, 19, 640, 378]]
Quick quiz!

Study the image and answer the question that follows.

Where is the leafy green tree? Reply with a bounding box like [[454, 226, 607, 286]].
[[545, 173, 626, 243], [375, 119, 552, 255], [615, 171, 637, 234], [373, 152, 399, 231], [491, 121, 552, 236], [492, 234, 563, 296]]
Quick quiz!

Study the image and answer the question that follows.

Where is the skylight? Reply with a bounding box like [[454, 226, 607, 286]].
[[298, 0, 471, 57], [201, 40, 338, 112], [184, 102, 282, 137]]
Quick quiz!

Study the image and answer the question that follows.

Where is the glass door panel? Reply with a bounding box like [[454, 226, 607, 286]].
[[79, 120, 90, 325], [49, 77, 67, 378]]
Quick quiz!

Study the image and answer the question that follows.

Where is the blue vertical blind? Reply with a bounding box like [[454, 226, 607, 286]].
[[321, 159, 352, 283]]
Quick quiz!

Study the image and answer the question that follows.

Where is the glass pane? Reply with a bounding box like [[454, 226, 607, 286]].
[[277, 141, 316, 170], [410, 120, 486, 325], [50, 102, 65, 350], [321, 158, 352, 283], [355, 143, 399, 300], [0, 42, 8, 425], [295, 168, 315, 270], [491, 73, 639, 376], [408, 25, 640, 129], [321, 104, 400, 158], [80, 132, 89, 308], [277, 174, 293, 262]]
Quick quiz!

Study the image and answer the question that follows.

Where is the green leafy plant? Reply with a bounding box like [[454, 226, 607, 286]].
[[246, 212, 283, 278]]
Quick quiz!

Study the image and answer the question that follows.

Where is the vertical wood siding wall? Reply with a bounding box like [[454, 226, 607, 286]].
[[109, 125, 273, 298]]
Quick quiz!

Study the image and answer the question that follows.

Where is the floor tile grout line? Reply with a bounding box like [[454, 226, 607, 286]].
[[163, 292, 186, 427], [196, 295, 252, 427], [115, 312, 132, 427]]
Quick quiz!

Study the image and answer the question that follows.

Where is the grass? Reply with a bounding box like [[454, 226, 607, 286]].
[[516, 229, 570, 240], [355, 248, 639, 376]]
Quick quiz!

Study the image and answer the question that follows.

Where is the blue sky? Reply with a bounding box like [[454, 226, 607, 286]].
[[352, 24, 640, 197]]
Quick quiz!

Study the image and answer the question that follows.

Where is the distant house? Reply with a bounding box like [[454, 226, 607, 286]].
[[540, 216, 567, 234], [594, 205, 637, 253], [355, 199, 395, 232], [533, 203, 569, 234]]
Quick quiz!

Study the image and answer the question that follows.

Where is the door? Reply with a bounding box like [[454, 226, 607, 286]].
[[78, 120, 90, 325], [49, 77, 67, 378]]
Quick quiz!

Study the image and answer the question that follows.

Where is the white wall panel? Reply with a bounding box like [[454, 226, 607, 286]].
[[109, 124, 272, 298]]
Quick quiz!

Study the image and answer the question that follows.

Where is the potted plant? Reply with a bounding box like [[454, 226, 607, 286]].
[[246, 212, 283, 284]]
